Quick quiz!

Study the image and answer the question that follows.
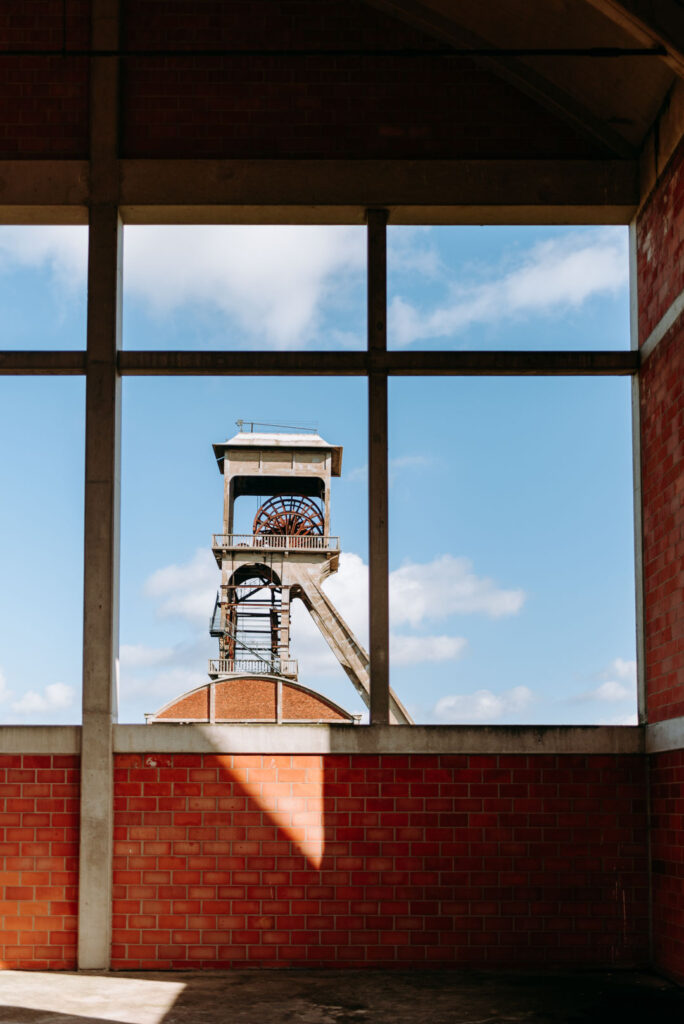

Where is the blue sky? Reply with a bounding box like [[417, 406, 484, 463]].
[[0, 223, 636, 724]]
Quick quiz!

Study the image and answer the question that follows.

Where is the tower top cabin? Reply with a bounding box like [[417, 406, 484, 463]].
[[213, 426, 343, 536]]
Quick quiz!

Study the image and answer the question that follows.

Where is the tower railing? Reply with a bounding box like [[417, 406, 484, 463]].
[[208, 658, 299, 678], [212, 533, 339, 552]]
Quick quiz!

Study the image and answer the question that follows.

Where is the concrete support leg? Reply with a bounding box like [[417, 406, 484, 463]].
[[77, 205, 122, 970], [77, 0, 122, 969], [367, 209, 391, 725]]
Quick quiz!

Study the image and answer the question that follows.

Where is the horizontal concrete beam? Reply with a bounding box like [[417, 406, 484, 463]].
[[120, 159, 638, 224], [117, 350, 639, 377], [0, 352, 86, 374], [10, 721, 683, 757], [0, 161, 89, 223], [114, 723, 644, 755], [0, 158, 638, 224], [0, 726, 81, 753], [646, 716, 684, 753], [0, 350, 640, 378]]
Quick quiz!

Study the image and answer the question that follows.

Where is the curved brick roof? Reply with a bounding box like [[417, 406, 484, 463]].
[[147, 676, 356, 724]]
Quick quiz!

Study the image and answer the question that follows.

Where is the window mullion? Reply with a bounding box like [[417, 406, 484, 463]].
[[367, 209, 390, 725]]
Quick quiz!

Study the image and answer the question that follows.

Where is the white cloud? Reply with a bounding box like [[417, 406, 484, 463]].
[[389, 228, 628, 346], [134, 548, 520, 708], [389, 454, 434, 471], [600, 711, 639, 725], [391, 634, 466, 666], [0, 666, 77, 721], [0, 224, 363, 348], [434, 685, 534, 723], [124, 225, 363, 347], [119, 637, 216, 715], [11, 682, 74, 715], [0, 667, 11, 701], [391, 555, 525, 626], [120, 644, 175, 668], [388, 227, 443, 279], [592, 680, 631, 702], [345, 453, 436, 485], [289, 551, 512, 676], [567, 656, 637, 705], [0, 226, 88, 294], [308, 551, 522, 634], [608, 657, 637, 682], [145, 548, 219, 625], [0, 226, 626, 352]]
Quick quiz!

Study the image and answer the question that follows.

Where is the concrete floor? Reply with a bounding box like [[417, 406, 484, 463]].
[[0, 969, 683, 1024]]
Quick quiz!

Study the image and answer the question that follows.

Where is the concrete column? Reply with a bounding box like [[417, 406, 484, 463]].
[[77, 206, 122, 969], [367, 209, 391, 725], [78, 0, 121, 971], [629, 219, 646, 724], [77, 205, 122, 969]]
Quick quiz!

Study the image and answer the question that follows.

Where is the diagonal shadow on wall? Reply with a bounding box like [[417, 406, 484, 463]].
[[111, 747, 649, 969]]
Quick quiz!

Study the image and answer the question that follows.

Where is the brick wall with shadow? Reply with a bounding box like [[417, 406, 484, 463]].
[[111, 752, 648, 969]]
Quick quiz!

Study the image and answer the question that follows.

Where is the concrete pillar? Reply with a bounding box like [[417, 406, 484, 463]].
[[77, 206, 122, 970], [77, 0, 121, 971], [367, 209, 391, 725], [628, 219, 646, 725]]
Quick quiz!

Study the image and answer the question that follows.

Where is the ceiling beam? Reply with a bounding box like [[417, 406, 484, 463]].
[[0, 157, 638, 224], [114, 350, 639, 377], [0, 351, 86, 374], [583, 0, 684, 78], [362, 0, 636, 158], [0, 350, 639, 378], [119, 158, 638, 223], [0, 161, 88, 223]]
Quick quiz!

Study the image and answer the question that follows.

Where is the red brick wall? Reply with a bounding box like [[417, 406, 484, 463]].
[[640, 322, 684, 724], [0, 0, 609, 162], [0, 2, 89, 158], [650, 750, 684, 983], [119, 0, 602, 160], [637, 136, 684, 726], [636, 140, 684, 343], [112, 753, 648, 969], [0, 754, 80, 970]]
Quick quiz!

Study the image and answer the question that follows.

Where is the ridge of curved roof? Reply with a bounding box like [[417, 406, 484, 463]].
[[146, 674, 357, 723]]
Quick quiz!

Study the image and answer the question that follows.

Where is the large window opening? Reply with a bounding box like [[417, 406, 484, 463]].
[[388, 375, 637, 725], [0, 378, 84, 724], [0, 219, 637, 728], [119, 376, 369, 724], [122, 225, 366, 351]]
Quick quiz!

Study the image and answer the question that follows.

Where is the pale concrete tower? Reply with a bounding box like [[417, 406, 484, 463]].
[[210, 423, 411, 724]]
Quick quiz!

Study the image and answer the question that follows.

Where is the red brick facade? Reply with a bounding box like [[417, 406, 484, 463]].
[[0, 0, 605, 162], [637, 136, 684, 983], [636, 141, 684, 343], [637, 151, 684, 722], [111, 753, 648, 970], [0, 0, 681, 982], [650, 750, 684, 983], [640, 321, 684, 724], [0, 2, 89, 158], [152, 678, 353, 723], [0, 755, 80, 970]]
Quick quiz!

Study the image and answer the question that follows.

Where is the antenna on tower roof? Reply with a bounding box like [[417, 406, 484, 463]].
[[235, 419, 318, 434]]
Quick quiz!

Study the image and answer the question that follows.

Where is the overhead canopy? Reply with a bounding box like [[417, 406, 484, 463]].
[[214, 432, 343, 477], [2, 0, 683, 222]]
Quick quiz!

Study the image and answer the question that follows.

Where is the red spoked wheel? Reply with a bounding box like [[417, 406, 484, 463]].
[[253, 495, 324, 536]]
